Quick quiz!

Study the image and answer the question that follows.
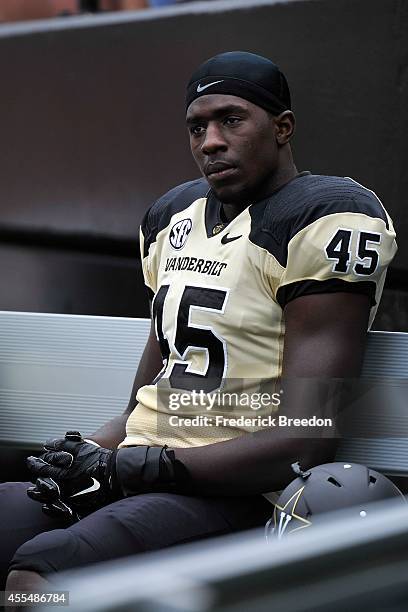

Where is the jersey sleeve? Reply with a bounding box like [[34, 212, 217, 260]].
[[139, 207, 158, 298], [139, 178, 209, 299], [275, 199, 397, 311]]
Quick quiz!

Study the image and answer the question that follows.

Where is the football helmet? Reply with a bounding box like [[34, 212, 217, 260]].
[[266, 461, 406, 540]]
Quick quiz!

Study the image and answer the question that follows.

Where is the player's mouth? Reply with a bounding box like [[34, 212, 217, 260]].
[[205, 162, 238, 180]]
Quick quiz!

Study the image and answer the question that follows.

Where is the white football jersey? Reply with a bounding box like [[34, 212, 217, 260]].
[[120, 173, 397, 448]]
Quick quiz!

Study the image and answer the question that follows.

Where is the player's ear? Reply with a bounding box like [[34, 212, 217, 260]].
[[274, 110, 295, 145]]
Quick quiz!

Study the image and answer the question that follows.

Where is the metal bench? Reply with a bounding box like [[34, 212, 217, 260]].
[[0, 311, 407, 477]]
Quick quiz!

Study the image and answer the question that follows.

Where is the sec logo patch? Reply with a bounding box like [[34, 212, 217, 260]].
[[169, 218, 193, 250]]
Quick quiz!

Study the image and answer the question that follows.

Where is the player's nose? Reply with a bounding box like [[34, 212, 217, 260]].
[[201, 122, 227, 155]]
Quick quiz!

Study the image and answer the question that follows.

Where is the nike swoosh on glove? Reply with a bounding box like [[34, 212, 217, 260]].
[[26, 431, 119, 517]]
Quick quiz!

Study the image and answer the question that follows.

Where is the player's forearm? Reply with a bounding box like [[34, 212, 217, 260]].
[[173, 375, 341, 496], [89, 322, 163, 449], [88, 414, 128, 449], [173, 432, 336, 496]]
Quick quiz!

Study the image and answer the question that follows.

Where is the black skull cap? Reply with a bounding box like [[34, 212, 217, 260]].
[[186, 51, 291, 115]]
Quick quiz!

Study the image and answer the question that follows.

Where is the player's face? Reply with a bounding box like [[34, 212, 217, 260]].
[[186, 94, 280, 204]]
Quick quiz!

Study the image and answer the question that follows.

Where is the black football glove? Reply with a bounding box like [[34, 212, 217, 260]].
[[27, 476, 77, 522], [27, 431, 185, 520], [26, 431, 118, 518]]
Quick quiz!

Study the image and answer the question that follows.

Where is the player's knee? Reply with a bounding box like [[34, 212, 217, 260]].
[[9, 529, 79, 576], [6, 569, 50, 592]]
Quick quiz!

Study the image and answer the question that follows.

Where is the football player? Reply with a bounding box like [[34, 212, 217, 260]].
[[2, 51, 396, 594]]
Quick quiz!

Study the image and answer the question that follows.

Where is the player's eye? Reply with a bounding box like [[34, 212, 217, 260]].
[[224, 116, 242, 126], [189, 125, 205, 136]]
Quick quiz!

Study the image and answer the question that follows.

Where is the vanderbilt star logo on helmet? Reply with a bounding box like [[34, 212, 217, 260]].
[[271, 486, 312, 539]]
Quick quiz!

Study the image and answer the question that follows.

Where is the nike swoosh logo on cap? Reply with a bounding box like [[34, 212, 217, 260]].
[[197, 80, 224, 93], [70, 477, 101, 497]]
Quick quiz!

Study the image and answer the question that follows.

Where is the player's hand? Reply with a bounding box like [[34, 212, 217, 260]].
[[27, 433, 181, 516], [27, 476, 77, 521], [26, 431, 118, 515]]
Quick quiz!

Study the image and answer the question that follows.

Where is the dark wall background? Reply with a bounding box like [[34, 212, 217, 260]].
[[0, 0, 407, 327]]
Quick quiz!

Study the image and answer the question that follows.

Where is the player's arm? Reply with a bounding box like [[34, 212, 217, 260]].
[[172, 291, 370, 495], [25, 319, 164, 518], [187, 186, 393, 494], [87, 316, 163, 449], [87, 200, 162, 449]]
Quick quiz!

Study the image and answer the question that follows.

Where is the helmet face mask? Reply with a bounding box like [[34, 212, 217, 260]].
[[266, 462, 406, 541]]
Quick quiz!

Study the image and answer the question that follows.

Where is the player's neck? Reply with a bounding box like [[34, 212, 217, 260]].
[[221, 163, 298, 222]]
